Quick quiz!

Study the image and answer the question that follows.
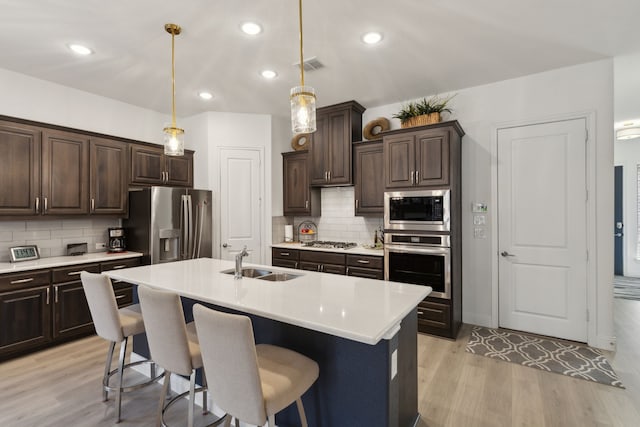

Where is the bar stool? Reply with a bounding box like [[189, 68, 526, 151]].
[[138, 286, 225, 427], [80, 272, 163, 423], [193, 304, 319, 427]]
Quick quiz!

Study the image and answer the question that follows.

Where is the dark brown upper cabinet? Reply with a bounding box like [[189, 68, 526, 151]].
[[309, 101, 365, 187], [384, 122, 464, 190], [353, 140, 384, 216], [90, 137, 128, 215], [282, 151, 320, 217], [130, 143, 193, 187], [41, 129, 90, 215], [0, 120, 42, 215]]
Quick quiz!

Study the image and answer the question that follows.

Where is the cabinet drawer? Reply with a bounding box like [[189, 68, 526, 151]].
[[346, 254, 383, 270], [417, 300, 451, 330], [299, 251, 345, 265], [114, 285, 133, 308], [272, 259, 298, 269], [346, 266, 383, 280], [101, 257, 142, 272], [52, 263, 100, 284], [322, 264, 346, 275], [0, 270, 50, 291], [271, 248, 299, 261]]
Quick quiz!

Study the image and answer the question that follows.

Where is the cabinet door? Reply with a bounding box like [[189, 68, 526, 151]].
[[346, 267, 383, 279], [41, 130, 90, 215], [384, 134, 415, 189], [90, 138, 127, 214], [354, 142, 384, 215], [272, 259, 299, 269], [53, 282, 94, 340], [326, 109, 352, 185], [0, 286, 51, 357], [0, 121, 41, 215], [130, 144, 164, 185], [283, 151, 312, 216], [415, 129, 449, 187], [166, 151, 193, 187], [309, 113, 328, 185], [299, 261, 322, 272]]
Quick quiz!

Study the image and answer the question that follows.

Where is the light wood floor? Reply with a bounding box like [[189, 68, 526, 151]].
[[1, 299, 639, 427]]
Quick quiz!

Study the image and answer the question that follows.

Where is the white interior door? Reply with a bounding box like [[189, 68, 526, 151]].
[[219, 148, 262, 263], [498, 119, 588, 342]]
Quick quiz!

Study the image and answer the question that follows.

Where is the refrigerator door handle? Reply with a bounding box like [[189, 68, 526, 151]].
[[195, 201, 206, 258], [191, 200, 199, 259], [187, 195, 194, 259], [181, 195, 189, 259]]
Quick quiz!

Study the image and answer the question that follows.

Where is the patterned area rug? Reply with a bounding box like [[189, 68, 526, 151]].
[[614, 275, 640, 300], [466, 327, 624, 388]]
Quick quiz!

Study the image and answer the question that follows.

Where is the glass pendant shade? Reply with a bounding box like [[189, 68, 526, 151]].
[[163, 126, 185, 156], [290, 85, 317, 134]]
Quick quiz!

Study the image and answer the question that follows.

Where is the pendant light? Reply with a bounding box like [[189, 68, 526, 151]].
[[163, 23, 184, 156], [290, 0, 316, 134]]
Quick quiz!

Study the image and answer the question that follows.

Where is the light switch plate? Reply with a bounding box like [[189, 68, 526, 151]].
[[474, 228, 486, 239], [473, 215, 486, 225]]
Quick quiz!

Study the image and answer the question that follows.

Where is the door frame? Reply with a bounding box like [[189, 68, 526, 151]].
[[490, 111, 597, 346], [216, 146, 266, 264]]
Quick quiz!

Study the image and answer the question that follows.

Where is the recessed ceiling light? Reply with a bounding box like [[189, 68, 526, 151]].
[[362, 32, 383, 45], [198, 91, 213, 100], [241, 22, 262, 35], [68, 44, 93, 55], [261, 70, 277, 79]]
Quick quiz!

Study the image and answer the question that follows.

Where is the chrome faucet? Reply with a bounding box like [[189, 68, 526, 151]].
[[234, 245, 249, 279]]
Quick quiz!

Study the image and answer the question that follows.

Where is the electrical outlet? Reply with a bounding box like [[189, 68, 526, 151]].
[[95, 242, 106, 249]]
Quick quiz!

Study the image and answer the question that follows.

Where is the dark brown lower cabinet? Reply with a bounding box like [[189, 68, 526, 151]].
[[0, 286, 51, 356], [299, 251, 346, 274], [53, 282, 94, 339], [346, 254, 384, 279], [417, 298, 452, 337], [271, 248, 300, 269], [272, 247, 384, 278]]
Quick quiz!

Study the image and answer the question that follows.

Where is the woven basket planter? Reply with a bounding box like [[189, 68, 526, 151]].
[[400, 112, 441, 128]]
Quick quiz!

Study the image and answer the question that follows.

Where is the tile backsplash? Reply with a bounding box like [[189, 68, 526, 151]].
[[274, 187, 383, 245], [0, 218, 121, 262]]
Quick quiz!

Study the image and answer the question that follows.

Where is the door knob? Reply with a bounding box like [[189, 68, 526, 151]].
[[501, 251, 515, 257], [222, 243, 229, 248]]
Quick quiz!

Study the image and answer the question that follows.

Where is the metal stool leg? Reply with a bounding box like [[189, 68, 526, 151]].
[[188, 370, 196, 427], [201, 369, 208, 414], [102, 341, 116, 401], [158, 371, 171, 427], [296, 398, 309, 427], [115, 336, 128, 423]]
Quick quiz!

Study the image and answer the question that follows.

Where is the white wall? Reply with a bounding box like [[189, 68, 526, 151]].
[[271, 116, 293, 217], [0, 67, 169, 142], [364, 59, 615, 349]]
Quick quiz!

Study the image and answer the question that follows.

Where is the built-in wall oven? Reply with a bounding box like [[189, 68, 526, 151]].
[[384, 233, 451, 299], [384, 189, 450, 232]]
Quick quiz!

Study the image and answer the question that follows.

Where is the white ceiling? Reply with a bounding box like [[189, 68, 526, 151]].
[[1, 0, 638, 119]]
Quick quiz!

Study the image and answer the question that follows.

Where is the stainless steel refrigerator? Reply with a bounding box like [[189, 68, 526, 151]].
[[124, 187, 212, 264]]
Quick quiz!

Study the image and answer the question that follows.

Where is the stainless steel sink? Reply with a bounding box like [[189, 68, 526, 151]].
[[257, 272, 301, 282], [220, 268, 272, 278]]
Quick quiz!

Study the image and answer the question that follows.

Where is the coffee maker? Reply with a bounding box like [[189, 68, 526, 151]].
[[108, 227, 126, 252]]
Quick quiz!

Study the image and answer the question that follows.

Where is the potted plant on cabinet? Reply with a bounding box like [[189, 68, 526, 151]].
[[393, 94, 455, 128]]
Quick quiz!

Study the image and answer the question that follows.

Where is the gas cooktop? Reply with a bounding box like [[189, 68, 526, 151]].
[[302, 241, 358, 249]]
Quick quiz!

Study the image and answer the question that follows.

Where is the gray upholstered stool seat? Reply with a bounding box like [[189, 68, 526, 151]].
[[193, 304, 319, 427], [138, 286, 225, 427], [81, 272, 163, 423]]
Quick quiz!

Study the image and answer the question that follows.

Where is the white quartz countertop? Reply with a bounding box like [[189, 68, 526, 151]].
[[105, 257, 429, 345], [271, 242, 384, 256], [0, 251, 144, 274]]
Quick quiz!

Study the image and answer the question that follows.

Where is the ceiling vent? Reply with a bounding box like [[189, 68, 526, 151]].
[[293, 56, 324, 72]]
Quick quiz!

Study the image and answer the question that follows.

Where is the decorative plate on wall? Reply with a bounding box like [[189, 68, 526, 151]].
[[363, 117, 390, 140], [291, 133, 311, 150]]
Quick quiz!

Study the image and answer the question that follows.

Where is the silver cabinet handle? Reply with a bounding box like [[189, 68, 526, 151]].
[[346, 267, 350, 275], [10, 278, 34, 284], [317, 265, 321, 272], [111, 265, 127, 270], [35, 197, 40, 213], [280, 252, 290, 256], [46, 288, 50, 305], [305, 200, 309, 209], [324, 171, 328, 181], [55, 286, 59, 303], [115, 295, 126, 300], [410, 171, 415, 184], [356, 259, 370, 264], [294, 262, 299, 269], [417, 310, 424, 316], [44, 197, 48, 213], [501, 251, 516, 257], [91, 198, 95, 212], [355, 199, 359, 209], [415, 170, 419, 183], [328, 171, 331, 181], [67, 271, 83, 276]]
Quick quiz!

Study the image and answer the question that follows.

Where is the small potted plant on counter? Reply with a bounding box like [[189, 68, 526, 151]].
[[393, 93, 455, 128]]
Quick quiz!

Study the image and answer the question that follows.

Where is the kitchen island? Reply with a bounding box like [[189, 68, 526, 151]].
[[105, 257, 430, 427]]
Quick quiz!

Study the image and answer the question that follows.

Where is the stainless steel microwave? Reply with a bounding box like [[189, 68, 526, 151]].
[[384, 189, 450, 232]]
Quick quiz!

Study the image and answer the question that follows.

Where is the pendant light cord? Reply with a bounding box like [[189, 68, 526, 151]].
[[298, 0, 305, 87], [171, 30, 177, 128]]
